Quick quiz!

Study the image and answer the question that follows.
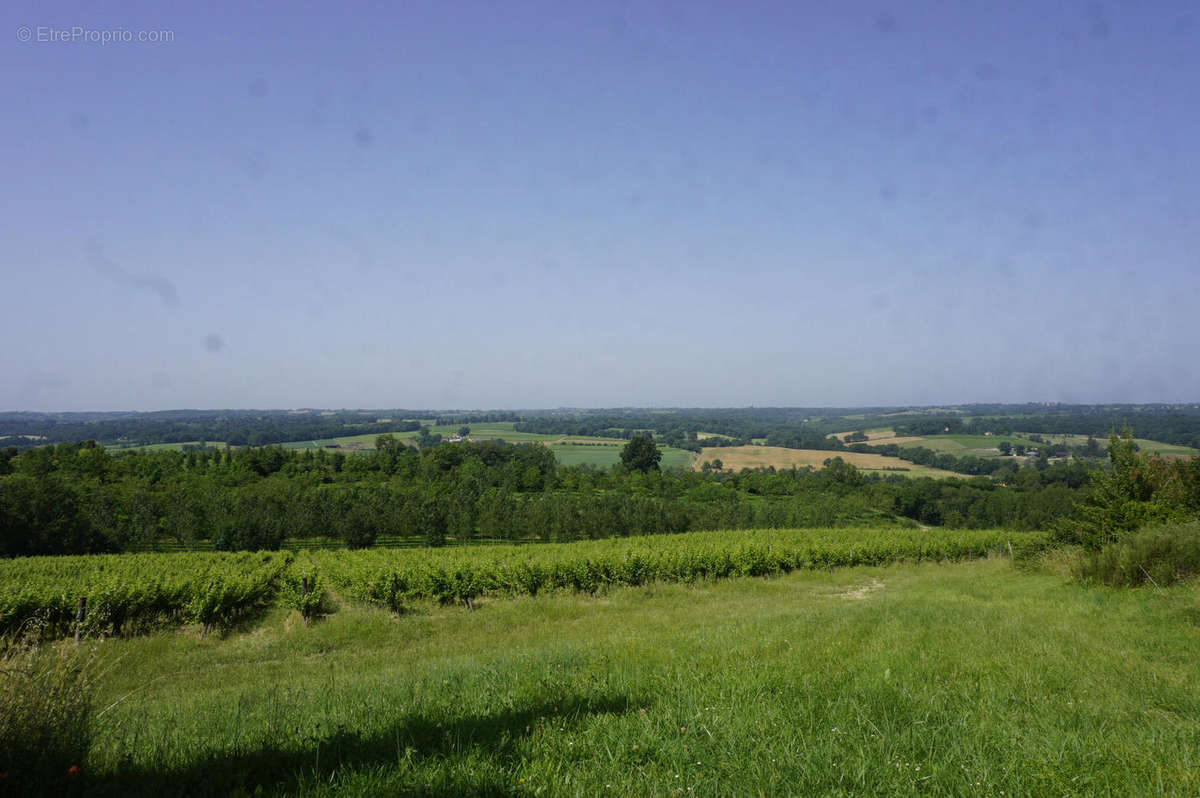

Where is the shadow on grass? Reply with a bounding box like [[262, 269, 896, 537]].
[[87, 691, 642, 797]]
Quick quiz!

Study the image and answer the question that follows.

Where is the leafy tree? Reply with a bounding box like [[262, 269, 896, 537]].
[[621, 434, 662, 473], [823, 457, 863, 487], [1055, 430, 1180, 547], [415, 426, 442, 450], [417, 489, 448, 547], [0, 474, 106, 556]]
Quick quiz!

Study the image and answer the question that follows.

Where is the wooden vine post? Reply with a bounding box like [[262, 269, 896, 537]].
[[74, 596, 87, 643]]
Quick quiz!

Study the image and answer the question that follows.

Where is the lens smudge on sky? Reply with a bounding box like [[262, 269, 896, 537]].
[[2, 1, 1198, 410]]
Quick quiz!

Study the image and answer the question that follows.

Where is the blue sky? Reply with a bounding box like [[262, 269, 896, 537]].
[[2, 1, 1198, 410]]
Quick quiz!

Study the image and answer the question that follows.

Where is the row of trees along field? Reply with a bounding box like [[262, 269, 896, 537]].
[[0, 409, 427, 449], [890, 409, 1200, 448], [4, 430, 1196, 558]]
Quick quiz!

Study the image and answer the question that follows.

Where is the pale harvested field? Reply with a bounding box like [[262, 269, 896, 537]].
[[694, 446, 961, 478], [831, 428, 924, 445]]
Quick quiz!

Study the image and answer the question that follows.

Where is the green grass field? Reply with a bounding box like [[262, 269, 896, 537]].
[[107, 440, 230, 452], [277, 423, 696, 469], [75, 557, 1200, 796], [548, 443, 694, 469], [897, 434, 1031, 455]]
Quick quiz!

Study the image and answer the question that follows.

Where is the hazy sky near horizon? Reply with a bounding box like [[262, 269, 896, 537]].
[[3, 1, 1198, 411]]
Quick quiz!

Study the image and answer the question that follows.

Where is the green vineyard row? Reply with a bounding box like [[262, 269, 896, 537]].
[[2, 527, 1049, 638], [300, 526, 1049, 609]]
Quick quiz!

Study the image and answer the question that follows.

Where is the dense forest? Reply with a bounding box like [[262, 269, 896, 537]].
[[3, 405, 1199, 559], [891, 407, 1200, 447], [3, 429, 1197, 558]]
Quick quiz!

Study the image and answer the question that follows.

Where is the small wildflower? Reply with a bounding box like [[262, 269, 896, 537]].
[[67, 765, 82, 777]]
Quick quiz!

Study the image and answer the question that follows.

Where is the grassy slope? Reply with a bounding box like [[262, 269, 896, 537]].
[[86, 559, 1200, 796]]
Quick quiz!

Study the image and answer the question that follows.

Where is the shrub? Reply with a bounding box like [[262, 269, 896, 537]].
[[0, 623, 98, 793], [1076, 521, 1200, 587]]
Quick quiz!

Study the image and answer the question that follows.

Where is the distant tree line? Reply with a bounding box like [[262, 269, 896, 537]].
[[892, 410, 1200, 449], [0, 410, 425, 449], [2, 433, 1173, 558], [8, 404, 1198, 453], [433, 412, 520, 426]]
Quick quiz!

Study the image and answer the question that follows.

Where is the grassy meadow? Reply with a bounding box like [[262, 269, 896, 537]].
[[106, 440, 232, 452], [549, 442, 694, 469], [67, 556, 1200, 796], [276, 422, 696, 469], [899, 434, 1032, 455]]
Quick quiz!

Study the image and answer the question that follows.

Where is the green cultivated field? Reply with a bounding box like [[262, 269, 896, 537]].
[[278, 422, 696, 469], [4, 527, 1034, 636], [107, 440, 231, 452], [897, 434, 1031, 455], [548, 442, 694, 469], [65, 556, 1200, 796]]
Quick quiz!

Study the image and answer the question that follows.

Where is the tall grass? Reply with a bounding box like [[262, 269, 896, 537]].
[[84, 559, 1200, 796], [0, 623, 99, 794], [1076, 520, 1200, 587]]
